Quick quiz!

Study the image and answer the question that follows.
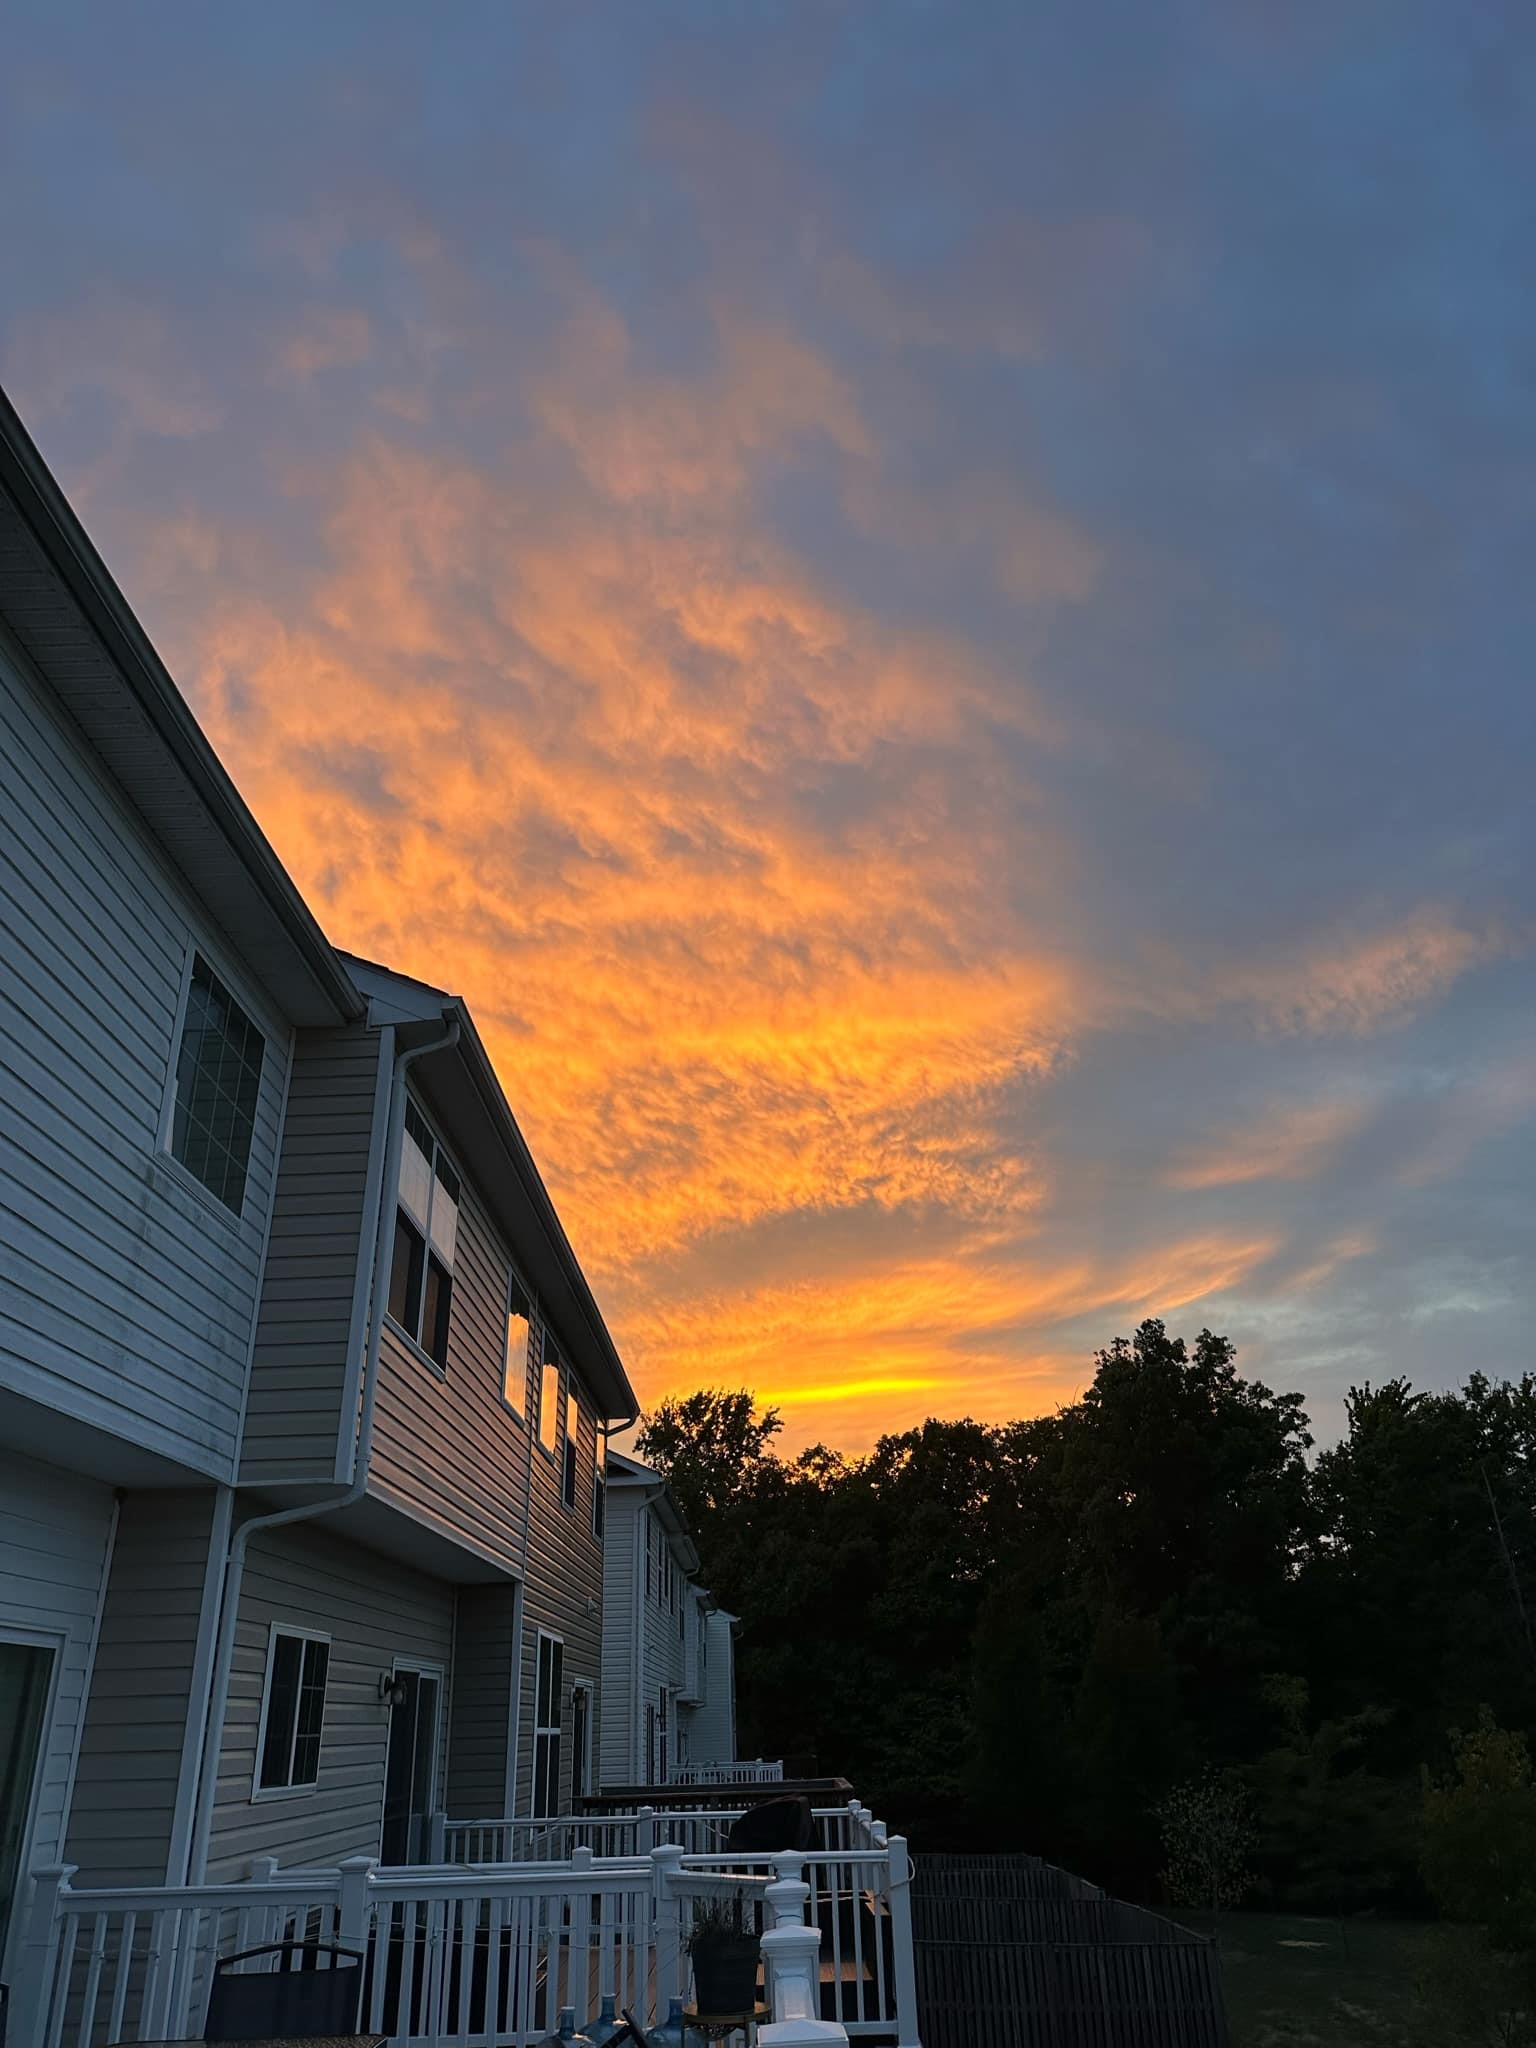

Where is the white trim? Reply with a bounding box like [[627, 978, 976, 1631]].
[[383, 1657, 447, 1859], [568, 1676, 595, 1802], [502, 1268, 531, 1423], [166, 1486, 232, 1881], [251, 1621, 332, 1801]]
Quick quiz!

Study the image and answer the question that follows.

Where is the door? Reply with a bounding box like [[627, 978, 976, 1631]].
[[0, 1640, 54, 1961], [381, 1666, 441, 1864], [532, 1634, 563, 1818], [571, 1685, 590, 1801]]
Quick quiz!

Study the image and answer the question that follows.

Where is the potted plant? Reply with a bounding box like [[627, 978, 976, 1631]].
[[687, 1892, 761, 2015]]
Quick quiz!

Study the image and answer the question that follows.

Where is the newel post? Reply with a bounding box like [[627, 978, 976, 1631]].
[[637, 1805, 657, 1855], [338, 1856, 377, 1950], [885, 1835, 921, 2048], [760, 1857, 846, 2047], [650, 1842, 686, 2020], [427, 1809, 448, 1863], [9, 1863, 75, 2048]]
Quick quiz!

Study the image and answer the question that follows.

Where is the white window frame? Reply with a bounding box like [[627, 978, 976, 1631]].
[[537, 1341, 562, 1462], [532, 1629, 564, 1818], [156, 938, 270, 1230], [569, 1677, 595, 1803], [252, 1623, 331, 1801], [386, 1099, 461, 1372], [560, 1378, 579, 1512], [503, 1270, 531, 1421]]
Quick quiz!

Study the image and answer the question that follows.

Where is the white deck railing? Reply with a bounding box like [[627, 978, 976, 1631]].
[[667, 1759, 784, 1786], [16, 1808, 919, 2048], [438, 1801, 875, 1867]]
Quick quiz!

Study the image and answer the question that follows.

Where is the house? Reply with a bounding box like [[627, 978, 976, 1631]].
[[0, 384, 920, 2048], [0, 385, 633, 1962], [597, 1451, 746, 1788]]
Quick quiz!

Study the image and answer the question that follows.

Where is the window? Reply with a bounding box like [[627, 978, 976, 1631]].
[[561, 1381, 578, 1509], [387, 1100, 459, 1369], [533, 1632, 563, 1818], [646, 1517, 657, 1602], [538, 1339, 562, 1457], [169, 954, 265, 1214], [592, 1472, 606, 1543], [504, 1279, 530, 1416], [256, 1628, 329, 1792]]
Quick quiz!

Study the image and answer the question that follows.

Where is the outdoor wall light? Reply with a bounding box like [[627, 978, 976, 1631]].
[[378, 1672, 408, 1708]]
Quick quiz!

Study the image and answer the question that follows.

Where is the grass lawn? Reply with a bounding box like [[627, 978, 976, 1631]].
[[1175, 1911, 1453, 2047]]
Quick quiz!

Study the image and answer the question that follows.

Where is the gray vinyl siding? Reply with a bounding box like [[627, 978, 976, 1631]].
[[516, 1319, 604, 1811], [598, 1499, 639, 1787], [370, 1168, 532, 1575], [241, 1024, 386, 1485], [205, 1520, 454, 1879], [690, 1614, 738, 1763], [0, 1452, 115, 1917], [445, 1583, 519, 1819], [0, 633, 288, 1479], [65, 1491, 215, 1886]]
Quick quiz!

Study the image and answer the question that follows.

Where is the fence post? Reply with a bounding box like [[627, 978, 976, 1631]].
[[338, 1855, 376, 1951], [9, 1863, 74, 2048], [427, 1810, 448, 1863], [637, 1805, 656, 1855], [651, 1843, 686, 2020], [885, 1836, 921, 2048]]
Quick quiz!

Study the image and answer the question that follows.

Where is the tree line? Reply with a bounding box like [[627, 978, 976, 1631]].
[[637, 1322, 1536, 1917]]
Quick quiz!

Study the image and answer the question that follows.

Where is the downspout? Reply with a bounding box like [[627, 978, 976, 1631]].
[[185, 1011, 461, 1883]]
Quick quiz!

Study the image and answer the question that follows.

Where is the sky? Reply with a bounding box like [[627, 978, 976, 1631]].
[[3, 2, 1533, 1454]]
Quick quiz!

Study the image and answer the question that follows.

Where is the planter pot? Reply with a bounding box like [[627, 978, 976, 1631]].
[[691, 1934, 761, 2015]]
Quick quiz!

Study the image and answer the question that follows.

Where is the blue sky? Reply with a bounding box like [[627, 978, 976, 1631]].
[[5, 1, 1532, 1448]]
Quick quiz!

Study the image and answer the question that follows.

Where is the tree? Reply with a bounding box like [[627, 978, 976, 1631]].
[[1155, 1767, 1256, 1916], [1421, 1713, 1536, 1954], [636, 1388, 784, 1530]]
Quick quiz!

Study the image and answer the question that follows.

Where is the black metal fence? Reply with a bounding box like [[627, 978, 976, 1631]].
[[911, 1855, 1229, 2048]]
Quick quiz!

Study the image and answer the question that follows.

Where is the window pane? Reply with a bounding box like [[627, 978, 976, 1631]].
[[388, 1210, 425, 1332], [562, 1436, 577, 1509], [592, 1476, 605, 1542], [171, 956, 265, 1214], [536, 1635, 555, 1726], [292, 1639, 329, 1786], [539, 1351, 561, 1454], [260, 1633, 302, 1789], [398, 1109, 433, 1228], [422, 1255, 452, 1367], [505, 1293, 529, 1412], [430, 1154, 460, 1265]]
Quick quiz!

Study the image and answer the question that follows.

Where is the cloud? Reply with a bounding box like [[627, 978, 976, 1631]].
[[272, 308, 373, 384], [1167, 1094, 1371, 1189]]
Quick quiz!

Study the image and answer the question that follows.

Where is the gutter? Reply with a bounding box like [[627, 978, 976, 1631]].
[[183, 1012, 460, 1882]]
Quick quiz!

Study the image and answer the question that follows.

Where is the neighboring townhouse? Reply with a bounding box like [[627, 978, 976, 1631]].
[[598, 1451, 741, 1788], [0, 389, 635, 1986]]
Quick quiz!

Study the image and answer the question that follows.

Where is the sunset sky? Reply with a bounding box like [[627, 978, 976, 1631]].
[[4, 4, 1532, 1452]]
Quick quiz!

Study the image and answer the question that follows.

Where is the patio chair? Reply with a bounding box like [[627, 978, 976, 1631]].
[[203, 1938, 364, 2041], [723, 1794, 814, 1855]]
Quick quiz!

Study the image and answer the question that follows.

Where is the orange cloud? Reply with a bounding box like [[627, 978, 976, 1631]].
[[131, 272, 1514, 1453], [1167, 1095, 1372, 1190]]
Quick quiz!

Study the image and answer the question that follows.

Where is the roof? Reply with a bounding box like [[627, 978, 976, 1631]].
[[605, 1448, 702, 1576], [341, 952, 639, 1426], [0, 385, 363, 1028]]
